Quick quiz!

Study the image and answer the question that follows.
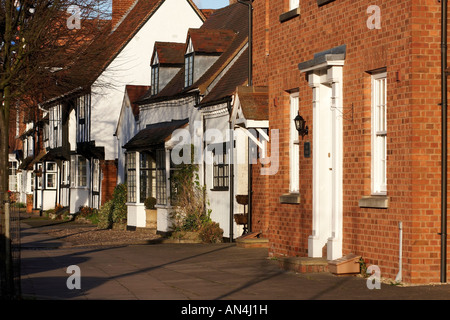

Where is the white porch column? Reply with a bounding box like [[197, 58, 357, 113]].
[[308, 72, 323, 258], [327, 66, 343, 261]]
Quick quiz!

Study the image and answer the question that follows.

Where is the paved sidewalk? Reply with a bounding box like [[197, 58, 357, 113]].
[[19, 221, 450, 302]]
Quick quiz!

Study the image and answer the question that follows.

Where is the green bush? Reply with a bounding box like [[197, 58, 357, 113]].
[[111, 183, 127, 224], [144, 197, 157, 210], [97, 200, 114, 229]]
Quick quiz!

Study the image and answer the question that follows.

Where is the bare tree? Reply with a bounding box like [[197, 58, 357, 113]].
[[0, 0, 110, 297]]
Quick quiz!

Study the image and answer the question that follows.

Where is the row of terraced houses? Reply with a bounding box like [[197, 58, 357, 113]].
[[8, 0, 450, 284]]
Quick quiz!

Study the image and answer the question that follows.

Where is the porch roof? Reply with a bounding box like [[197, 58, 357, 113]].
[[123, 119, 189, 151]]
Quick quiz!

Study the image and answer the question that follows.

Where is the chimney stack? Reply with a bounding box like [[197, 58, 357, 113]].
[[112, 0, 136, 28]]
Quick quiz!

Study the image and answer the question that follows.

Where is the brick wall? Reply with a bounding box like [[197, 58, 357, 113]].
[[100, 160, 117, 205], [252, 0, 448, 283]]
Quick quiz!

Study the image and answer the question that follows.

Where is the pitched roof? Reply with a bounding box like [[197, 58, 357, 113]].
[[126, 85, 151, 118], [236, 86, 269, 121], [200, 9, 216, 20], [152, 42, 185, 66], [123, 119, 189, 151], [187, 28, 236, 54], [71, 0, 206, 89], [199, 46, 249, 105]]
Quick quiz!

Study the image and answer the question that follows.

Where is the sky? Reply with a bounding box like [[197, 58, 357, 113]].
[[193, 0, 230, 9]]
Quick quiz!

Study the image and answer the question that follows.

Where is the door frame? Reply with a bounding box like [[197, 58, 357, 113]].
[[301, 63, 344, 261]]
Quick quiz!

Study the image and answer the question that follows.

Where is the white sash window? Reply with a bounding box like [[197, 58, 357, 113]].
[[371, 72, 387, 195]]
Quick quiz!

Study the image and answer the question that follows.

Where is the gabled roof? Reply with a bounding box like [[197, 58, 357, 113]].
[[126, 85, 151, 118], [73, 0, 206, 89], [152, 42, 185, 66], [187, 28, 236, 54], [115, 85, 151, 136], [234, 86, 269, 121], [136, 2, 249, 105]]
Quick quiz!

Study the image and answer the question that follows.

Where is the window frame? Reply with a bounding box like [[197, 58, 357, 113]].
[[9, 161, 18, 191], [61, 160, 70, 185], [71, 155, 88, 188], [156, 149, 167, 205], [139, 152, 156, 203], [45, 162, 57, 189], [211, 143, 230, 191], [371, 72, 387, 195], [126, 152, 137, 203], [184, 53, 194, 88], [77, 94, 91, 143], [151, 64, 160, 96], [92, 159, 100, 193], [289, 0, 298, 10], [49, 104, 62, 149], [289, 92, 300, 193]]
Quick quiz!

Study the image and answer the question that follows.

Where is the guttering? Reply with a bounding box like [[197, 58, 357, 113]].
[[37, 86, 83, 110], [441, 0, 448, 284]]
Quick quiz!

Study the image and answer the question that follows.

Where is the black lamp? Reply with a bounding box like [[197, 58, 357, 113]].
[[294, 113, 309, 139]]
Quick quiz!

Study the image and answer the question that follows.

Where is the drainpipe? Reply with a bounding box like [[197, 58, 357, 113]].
[[441, 0, 448, 284], [238, 0, 253, 234], [228, 100, 234, 242], [395, 221, 403, 283], [237, 0, 253, 86]]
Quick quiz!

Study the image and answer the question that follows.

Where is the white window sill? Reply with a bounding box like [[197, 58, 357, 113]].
[[359, 195, 388, 209], [279, 193, 300, 204], [279, 7, 300, 23]]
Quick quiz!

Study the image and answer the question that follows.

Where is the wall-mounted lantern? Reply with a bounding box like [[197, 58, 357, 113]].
[[294, 113, 309, 139]]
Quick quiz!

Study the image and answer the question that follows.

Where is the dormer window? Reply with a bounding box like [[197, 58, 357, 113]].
[[184, 38, 194, 88], [151, 53, 159, 95]]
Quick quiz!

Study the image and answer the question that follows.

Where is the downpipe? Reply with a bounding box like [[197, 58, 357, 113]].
[[395, 221, 403, 283], [441, 0, 448, 283]]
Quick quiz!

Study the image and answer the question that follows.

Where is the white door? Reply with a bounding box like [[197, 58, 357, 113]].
[[308, 67, 343, 261]]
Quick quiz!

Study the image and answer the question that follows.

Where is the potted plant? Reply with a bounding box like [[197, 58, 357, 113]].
[[144, 197, 157, 229]]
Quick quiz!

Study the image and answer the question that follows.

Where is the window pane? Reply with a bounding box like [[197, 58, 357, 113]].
[[290, 93, 300, 193], [212, 145, 229, 189], [47, 173, 56, 189], [156, 149, 166, 205], [78, 157, 87, 187], [372, 73, 387, 194]]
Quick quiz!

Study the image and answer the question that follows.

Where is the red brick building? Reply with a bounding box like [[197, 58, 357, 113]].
[[250, 0, 448, 284]]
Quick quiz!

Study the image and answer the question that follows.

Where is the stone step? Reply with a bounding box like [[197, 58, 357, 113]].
[[235, 232, 269, 248], [277, 257, 329, 273]]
